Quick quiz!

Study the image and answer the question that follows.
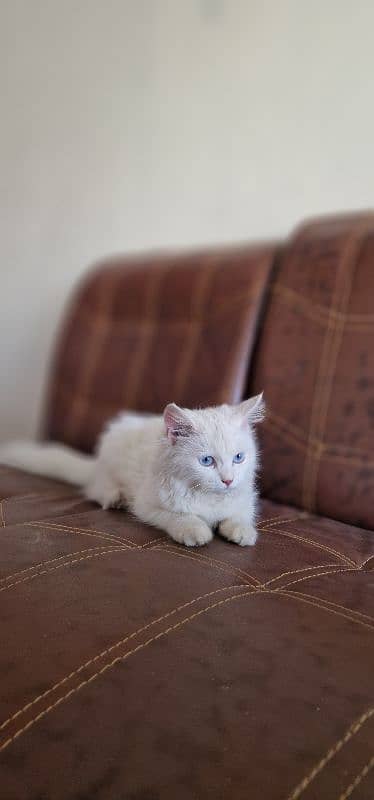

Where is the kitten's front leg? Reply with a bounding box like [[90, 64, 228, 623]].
[[219, 516, 258, 547], [140, 508, 213, 547]]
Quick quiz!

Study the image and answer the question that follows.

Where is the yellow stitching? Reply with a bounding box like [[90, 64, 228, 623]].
[[0, 545, 121, 584], [273, 282, 374, 329], [0, 588, 263, 752], [278, 567, 359, 591], [151, 546, 255, 586], [263, 563, 339, 587], [288, 588, 374, 625], [267, 409, 316, 449], [258, 514, 306, 528], [283, 527, 358, 566], [278, 590, 374, 632], [175, 546, 261, 585], [28, 520, 136, 547], [361, 555, 374, 568], [0, 546, 130, 594], [261, 526, 356, 567], [156, 543, 259, 585], [0, 584, 251, 736], [78, 286, 259, 327], [286, 706, 374, 800], [173, 264, 217, 398], [304, 311, 346, 509], [122, 265, 171, 409], [0, 588, 263, 753], [338, 754, 374, 800], [25, 521, 132, 547], [265, 414, 374, 468], [303, 229, 365, 510], [0, 500, 5, 527], [64, 276, 120, 440], [141, 536, 166, 548]]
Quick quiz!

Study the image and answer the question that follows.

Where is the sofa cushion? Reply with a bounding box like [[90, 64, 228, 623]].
[[250, 212, 374, 529], [1, 466, 373, 799], [43, 244, 275, 453]]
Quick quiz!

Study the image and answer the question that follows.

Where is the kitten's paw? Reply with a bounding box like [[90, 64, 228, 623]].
[[170, 521, 213, 548], [219, 519, 258, 547]]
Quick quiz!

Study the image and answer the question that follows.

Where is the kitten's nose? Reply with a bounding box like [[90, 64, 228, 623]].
[[222, 478, 233, 487]]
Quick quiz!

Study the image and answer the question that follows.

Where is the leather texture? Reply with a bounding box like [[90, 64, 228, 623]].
[[1, 465, 373, 800], [250, 213, 374, 529], [44, 245, 275, 453]]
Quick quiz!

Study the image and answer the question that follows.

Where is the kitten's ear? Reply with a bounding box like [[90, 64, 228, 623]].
[[237, 393, 266, 425], [164, 403, 195, 444]]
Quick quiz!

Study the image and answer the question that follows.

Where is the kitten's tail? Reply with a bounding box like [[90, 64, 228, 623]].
[[0, 440, 94, 486]]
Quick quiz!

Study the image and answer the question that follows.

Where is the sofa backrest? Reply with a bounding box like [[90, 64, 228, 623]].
[[44, 244, 275, 452], [249, 212, 374, 529]]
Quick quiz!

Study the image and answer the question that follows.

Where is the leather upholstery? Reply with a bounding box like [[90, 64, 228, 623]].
[[0, 466, 373, 799], [250, 213, 374, 528], [44, 245, 275, 453], [1, 213, 374, 798]]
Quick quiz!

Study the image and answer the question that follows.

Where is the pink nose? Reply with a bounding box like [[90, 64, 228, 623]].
[[222, 478, 233, 486]]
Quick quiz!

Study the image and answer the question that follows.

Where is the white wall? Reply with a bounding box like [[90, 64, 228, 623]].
[[1, 0, 374, 441]]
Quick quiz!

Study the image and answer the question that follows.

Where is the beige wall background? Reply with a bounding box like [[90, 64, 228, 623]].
[[1, 0, 374, 442]]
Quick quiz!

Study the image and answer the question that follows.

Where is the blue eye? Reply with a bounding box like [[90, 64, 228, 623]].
[[199, 455, 214, 467], [233, 452, 245, 464]]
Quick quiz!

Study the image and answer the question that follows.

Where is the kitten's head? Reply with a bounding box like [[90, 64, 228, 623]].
[[163, 394, 265, 493]]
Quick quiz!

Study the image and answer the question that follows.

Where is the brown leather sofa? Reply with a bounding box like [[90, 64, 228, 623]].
[[1, 213, 373, 799]]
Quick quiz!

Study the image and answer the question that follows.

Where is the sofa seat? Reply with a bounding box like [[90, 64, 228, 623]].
[[1, 465, 373, 799]]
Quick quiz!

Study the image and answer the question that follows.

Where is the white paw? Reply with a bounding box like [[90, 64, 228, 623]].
[[171, 521, 213, 548], [219, 520, 258, 547]]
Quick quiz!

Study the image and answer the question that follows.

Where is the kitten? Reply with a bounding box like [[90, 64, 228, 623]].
[[0, 394, 265, 547]]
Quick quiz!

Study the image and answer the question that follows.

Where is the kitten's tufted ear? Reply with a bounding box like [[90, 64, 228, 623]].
[[237, 393, 266, 425], [164, 403, 195, 444]]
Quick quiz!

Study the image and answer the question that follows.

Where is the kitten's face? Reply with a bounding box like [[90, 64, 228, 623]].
[[164, 396, 264, 494]]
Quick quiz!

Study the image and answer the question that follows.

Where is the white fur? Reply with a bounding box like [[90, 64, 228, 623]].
[[0, 396, 265, 547], [0, 440, 93, 485]]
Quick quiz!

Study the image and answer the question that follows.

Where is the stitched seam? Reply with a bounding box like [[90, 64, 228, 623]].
[[155, 544, 259, 585], [141, 536, 166, 548], [287, 589, 374, 625], [283, 527, 358, 566], [265, 413, 374, 467], [0, 544, 122, 584], [0, 584, 258, 740], [303, 230, 364, 510], [25, 521, 133, 547], [272, 282, 374, 328], [261, 526, 356, 567], [338, 754, 374, 800], [0, 588, 263, 753], [302, 266, 346, 512], [0, 547, 130, 594], [64, 276, 120, 441], [304, 305, 348, 509], [28, 520, 136, 547], [263, 563, 340, 587], [173, 263, 217, 398], [361, 555, 374, 567], [286, 707, 374, 800], [258, 514, 307, 528], [278, 567, 359, 591], [0, 491, 79, 504], [279, 590, 374, 632], [152, 545, 255, 585], [121, 265, 170, 408], [77, 286, 259, 326]]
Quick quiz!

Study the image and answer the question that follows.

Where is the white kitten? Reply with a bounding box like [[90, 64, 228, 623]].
[[0, 395, 265, 547]]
